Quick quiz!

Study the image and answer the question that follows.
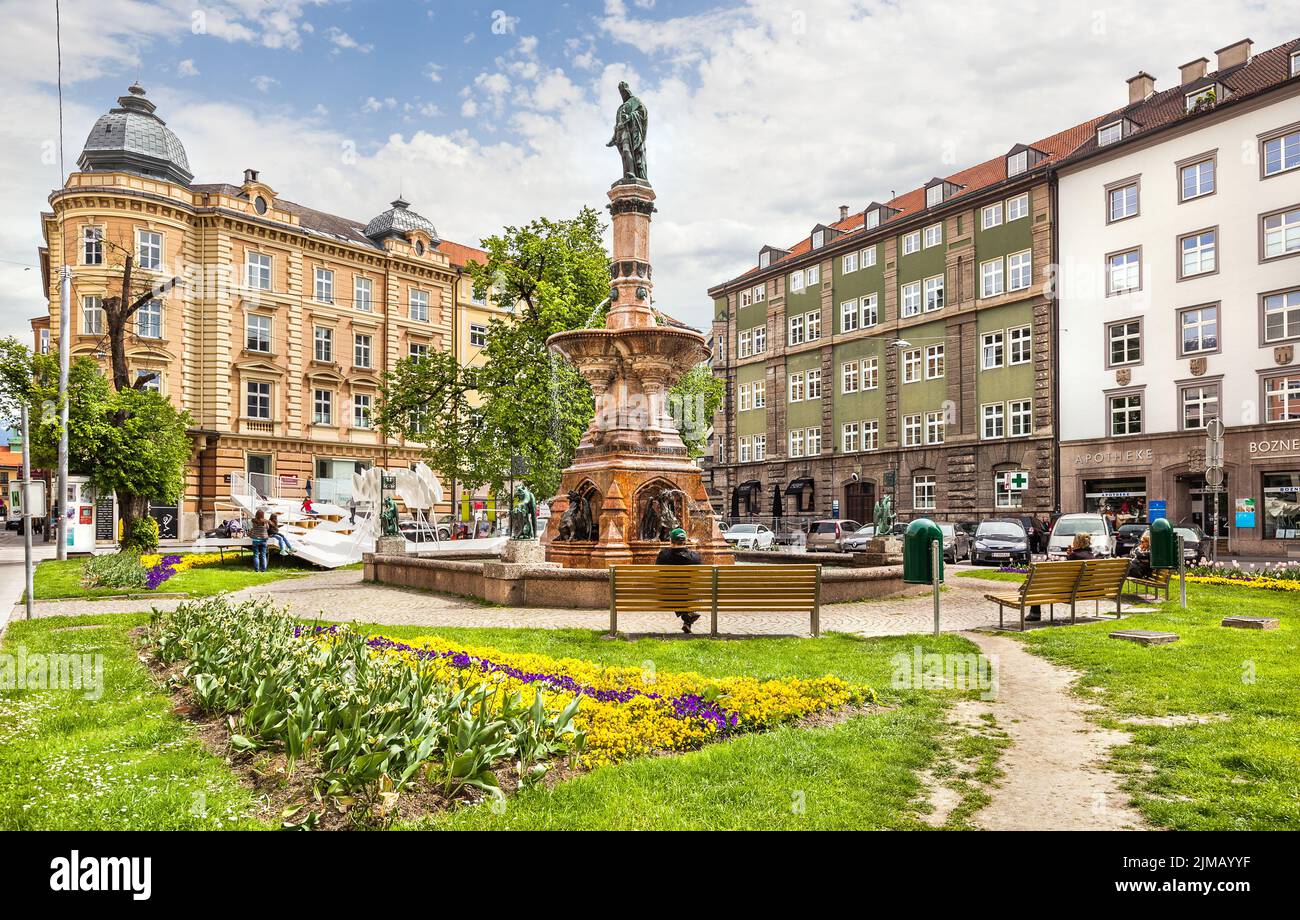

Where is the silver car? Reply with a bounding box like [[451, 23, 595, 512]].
[[806, 519, 863, 553]]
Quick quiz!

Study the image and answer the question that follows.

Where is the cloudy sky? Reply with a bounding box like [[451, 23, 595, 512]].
[[0, 0, 1292, 341]]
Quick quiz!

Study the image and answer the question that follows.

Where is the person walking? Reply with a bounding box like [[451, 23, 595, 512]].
[[249, 509, 270, 572], [655, 527, 703, 634], [268, 513, 293, 556]]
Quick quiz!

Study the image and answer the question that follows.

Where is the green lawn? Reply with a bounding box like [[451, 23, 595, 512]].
[[0, 613, 267, 830], [31, 554, 336, 601], [1, 615, 989, 831]]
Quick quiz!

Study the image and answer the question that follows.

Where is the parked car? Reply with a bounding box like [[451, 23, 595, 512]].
[[1174, 525, 1208, 565], [1113, 523, 1148, 557], [841, 524, 877, 552], [806, 519, 863, 553], [971, 519, 1031, 566], [721, 522, 775, 550], [399, 519, 451, 544], [1047, 513, 1115, 558], [1004, 515, 1049, 554], [937, 522, 972, 563], [774, 521, 812, 547]]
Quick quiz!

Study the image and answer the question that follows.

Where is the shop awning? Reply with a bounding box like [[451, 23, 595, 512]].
[[785, 477, 814, 496]]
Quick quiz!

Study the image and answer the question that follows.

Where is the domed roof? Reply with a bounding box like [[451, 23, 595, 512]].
[[363, 197, 440, 244], [77, 83, 193, 186]]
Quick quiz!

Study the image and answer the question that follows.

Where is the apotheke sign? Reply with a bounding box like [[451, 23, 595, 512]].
[[1075, 447, 1154, 467]]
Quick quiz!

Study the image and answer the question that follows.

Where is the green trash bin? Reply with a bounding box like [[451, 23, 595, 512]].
[[904, 518, 944, 585], [1149, 517, 1176, 569]]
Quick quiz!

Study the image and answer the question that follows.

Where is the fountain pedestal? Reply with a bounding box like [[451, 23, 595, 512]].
[[543, 179, 733, 569]]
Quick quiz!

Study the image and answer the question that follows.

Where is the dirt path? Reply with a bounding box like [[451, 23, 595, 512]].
[[955, 630, 1148, 831]]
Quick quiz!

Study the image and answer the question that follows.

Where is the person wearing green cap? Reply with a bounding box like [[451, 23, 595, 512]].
[[656, 527, 702, 633]]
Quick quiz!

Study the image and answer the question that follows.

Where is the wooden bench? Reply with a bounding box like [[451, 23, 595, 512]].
[[1126, 567, 1172, 601], [985, 558, 1132, 631], [608, 565, 822, 638]]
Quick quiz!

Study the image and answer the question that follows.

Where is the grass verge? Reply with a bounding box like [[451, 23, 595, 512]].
[[31, 554, 335, 601]]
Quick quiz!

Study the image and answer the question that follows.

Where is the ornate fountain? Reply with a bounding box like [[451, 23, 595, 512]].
[[543, 82, 733, 569]]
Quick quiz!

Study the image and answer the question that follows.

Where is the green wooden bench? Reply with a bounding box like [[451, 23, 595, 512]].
[[609, 564, 822, 637]]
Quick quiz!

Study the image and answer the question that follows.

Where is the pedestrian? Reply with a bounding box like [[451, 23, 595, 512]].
[[268, 513, 293, 556], [305, 477, 313, 500], [655, 527, 703, 634], [249, 509, 269, 572], [347, 497, 357, 525], [1126, 532, 1152, 579], [301, 495, 317, 516]]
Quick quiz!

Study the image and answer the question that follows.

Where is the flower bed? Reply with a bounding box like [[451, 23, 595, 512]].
[[1185, 560, 1300, 593]]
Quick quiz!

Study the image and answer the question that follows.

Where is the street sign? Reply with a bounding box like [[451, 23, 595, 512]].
[[1148, 499, 1166, 522], [1205, 417, 1226, 440], [1206, 467, 1225, 488], [1205, 437, 1224, 469]]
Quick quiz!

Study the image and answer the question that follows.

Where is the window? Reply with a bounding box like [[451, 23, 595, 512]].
[[1107, 319, 1141, 367], [1262, 129, 1300, 177], [806, 369, 822, 400], [738, 330, 752, 358], [902, 231, 921, 255], [1293, 51, 1300, 77], [842, 252, 858, 274], [1107, 249, 1141, 294], [409, 289, 430, 322], [753, 325, 767, 353], [354, 333, 372, 368], [39, 329, 48, 354], [866, 210, 880, 230], [470, 323, 488, 348], [246, 314, 271, 353], [137, 230, 162, 270], [409, 342, 429, 362], [789, 270, 805, 293], [1263, 207, 1300, 260], [860, 293, 879, 327], [313, 389, 333, 426], [753, 434, 766, 461], [741, 289, 754, 308], [980, 258, 1004, 298], [995, 471, 1024, 509], [246, 381, 271, 419], [863, 420, 879, 451], [807, 266, 820, 286], [81, 296, 104, 335], [913, 474, 935, 510], [863, 356, 879, 390], [841, 300, 859, 333], [738, 437, 751, 463], [1180, 383, 1220, 431], [1264, 472, 1300, 539], [902, 348, 922, 384], [924, 275, 945, 312], [138, 369, 161, 393], [1263, 289, 1300, 343], [901, 281, 922, 317], [1179, 228, 1217, 278], [737, 384, 751, 412], [903, 414, 922, 447], [1008, 250, 1032, 292], [1098, 122, 1123, 146], [925, 344, 944, 379], [1009, 399, 1033, 437], [353, 394, 373, 429], [841, 360, 859, 394], [981, 403, 1004, 439], [1266, 374, 1300, 422], [982, 203, 1003, 229], [313, 326, 333, 362], [981, 331, 1004, 369], [1108, 181, 1138, 222], [861, 246, 877, 268], [925, 411, 945, 445], [82, 226, 103, 265], [1007, 150, 1029, 177], [806, 311, 821, 342], [137, 300, 162, 338], [788, 372, 804, 402], [924, 223, 943, 248], [1185, 85, 1217, 111], [788, 429, 805, 458], [842, 422, 859, 453], [314, 267, 334, 303], [1109, 392, 1143, 435], [1178, 304, 1219, 355], [806, 427, 821, 456], [753, 284, 766, 302], [788, 314, 805, 346], [1009, 325, 1032, 365], [926, 184, 944, 208], [354, 276, 373, 312], [753, 381, 766, 408], [812, 229, 824, 249], [1007, 194, 1029, 221], [1180, 157, 1215, 201], [759, 251, 771, 269], [246, 252, 271, 290]]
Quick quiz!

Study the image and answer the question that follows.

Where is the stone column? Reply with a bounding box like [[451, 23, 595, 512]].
[[606, 180, 657, 330]]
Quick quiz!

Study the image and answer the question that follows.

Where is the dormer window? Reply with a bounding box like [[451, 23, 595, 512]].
[[1292, 51, 1300, 77], [1098, 121, 1124, 146], [812, 230, 825, 249], [1185, 84, 1218, 112], [759, 252, 771, 269], [1007, 150, 1029, 177], [865, 209, 880, 229], [926, 185, 944, 208]]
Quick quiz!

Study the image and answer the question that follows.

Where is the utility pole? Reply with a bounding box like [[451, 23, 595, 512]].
[[21, 404, 34, 620], [57, 263, 71, 559]]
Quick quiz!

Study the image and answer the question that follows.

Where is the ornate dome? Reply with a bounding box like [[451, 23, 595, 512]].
[[363, 197, 440, 244], [77, 83, 193, 186]]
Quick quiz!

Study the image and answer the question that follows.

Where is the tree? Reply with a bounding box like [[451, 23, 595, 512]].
[[667, 363, 724, 460], [379, 208, 610, 500]]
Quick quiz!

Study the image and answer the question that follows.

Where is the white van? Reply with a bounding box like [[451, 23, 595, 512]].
[[1047, 513, 1114, 558]]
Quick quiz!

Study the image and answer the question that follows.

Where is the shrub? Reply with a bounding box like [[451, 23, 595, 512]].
[[82, 551, 148, 590], [123, 516, 160, 553]]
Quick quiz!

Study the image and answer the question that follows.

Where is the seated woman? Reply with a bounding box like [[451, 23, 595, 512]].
[[1066, 532, 1096, 560], [1126, 533, 1152, 579], [268, 513, 293, 556]]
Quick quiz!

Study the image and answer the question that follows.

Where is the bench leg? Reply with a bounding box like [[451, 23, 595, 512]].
[[1019, 604, 1025, 632]]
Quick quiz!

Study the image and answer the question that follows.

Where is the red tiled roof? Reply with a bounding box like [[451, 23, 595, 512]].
[[438, 239, 488, 268]]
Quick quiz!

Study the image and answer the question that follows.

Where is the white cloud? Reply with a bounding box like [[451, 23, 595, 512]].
[[177, 59, 199, 78], [362, 96, 398, 113], [424, 62, 444, 83], [324, 25, 373, 54], [251, 74, 280, 93]]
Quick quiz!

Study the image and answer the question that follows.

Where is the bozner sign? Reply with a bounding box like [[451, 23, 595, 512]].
[[1249, 439, 1300, 455]]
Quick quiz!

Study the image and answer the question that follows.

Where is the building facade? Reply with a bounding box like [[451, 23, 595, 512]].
[[36, 84, 484, 540], [1057, 38, 1300, 556], [707, 124, 1098, 529]]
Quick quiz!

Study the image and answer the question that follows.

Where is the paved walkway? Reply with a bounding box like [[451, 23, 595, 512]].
[[0, 531, 59, 639], [14, 562, 1023, 637]]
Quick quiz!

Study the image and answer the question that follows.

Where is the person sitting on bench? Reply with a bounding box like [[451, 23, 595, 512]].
[[1126, 532, 1152, 580], [655, 527, 701, 634]]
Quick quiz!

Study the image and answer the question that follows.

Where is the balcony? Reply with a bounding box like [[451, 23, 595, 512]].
[[240, 417, 278, 436]]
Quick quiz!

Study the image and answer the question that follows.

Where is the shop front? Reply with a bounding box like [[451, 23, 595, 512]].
[[1082, 477, 1149, 527]]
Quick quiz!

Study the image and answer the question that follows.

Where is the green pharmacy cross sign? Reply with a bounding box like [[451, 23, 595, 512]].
[[1004, 471, 1030, 491]]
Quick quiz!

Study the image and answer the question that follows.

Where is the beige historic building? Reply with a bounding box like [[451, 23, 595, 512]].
[[33, 84, 489, 539]]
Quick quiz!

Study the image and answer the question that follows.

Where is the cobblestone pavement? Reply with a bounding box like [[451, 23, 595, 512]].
[[15, 566, 1042, 637]]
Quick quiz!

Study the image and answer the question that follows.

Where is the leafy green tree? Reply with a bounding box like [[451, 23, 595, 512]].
[[668, 363, 724, 460]]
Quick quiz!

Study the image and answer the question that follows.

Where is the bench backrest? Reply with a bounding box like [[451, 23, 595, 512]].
[[609, 565, 821, 614], [1074, 558, 1130, 600], [1019, 561, 1085, 604]]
